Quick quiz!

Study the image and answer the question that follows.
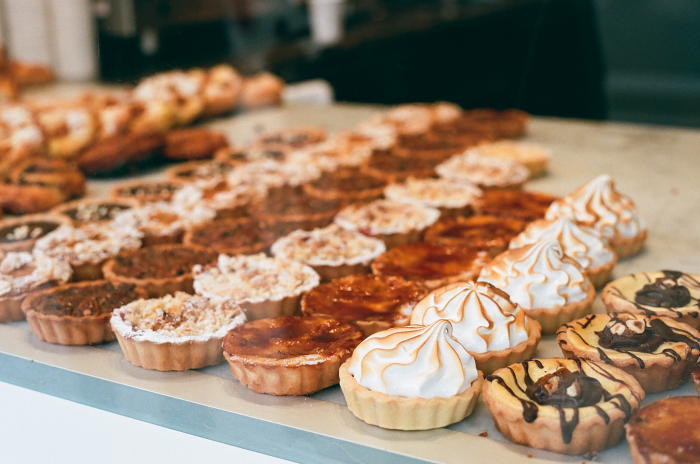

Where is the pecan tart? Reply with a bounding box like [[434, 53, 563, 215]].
[[340, 320, 483, 430], [474, 189, 557, 223], [626, 397, 700, 464], [410, 281, 541, 374], [479, 240, 596, 334], [372, 242, 489, 290], [424, 215, 527, 256], [301, 274, 426, 336], [224, 315, 363, 395], [193, 254, 320, 320], [391, 137, 465, 162], [384, 177, 482, 218], [334, 199, 440, 249], [184, 218, 275, 256], [103, 244, 217, 297], [23, 280, 146, 345], [251, 185, 342, 231], [470, 140, 551, 178], [0, 214, 68, 253], [557, 313, 700, 393], [457, 108, 530, 139], [111, 292, 246, 371], [0, 251, 71, 322], [166, 159, 237, 186], [53, 198, 137, 226], [249, 126, 326, 160], [360, 150, 436, 183], [303, 167, 387, 203], [484, 358, 644, 454], [112, 179, 184, 204], [436, 151, 530, 190], [271, 224, 386, 281], [602, 270, 700, 329]]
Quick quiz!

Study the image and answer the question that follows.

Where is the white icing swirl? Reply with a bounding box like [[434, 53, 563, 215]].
[[509, 217, 616, 270], [545, 174, 645, 241], [347, 320, 478, 398], [410, 281, 529, 353], [479, 240, 591, 310]]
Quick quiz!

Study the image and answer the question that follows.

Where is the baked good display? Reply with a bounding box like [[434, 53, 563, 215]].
[[223, 315, 363, 395], [301, 274, 426, 336], [546, 174, 647, 258], [557, 313, 700, 393], [424, 215, 527, 256], [410, 281, 541, 373], [510, 216, 618, 287], [53, 198, 137, 226], [0, 214, 68, 253], [479, 239, 596, 334], [251, 185, 342, 231], [111, 292, 246, 370], [164, 127, 229, 160], [371, 242, 489, 289], [184, 218, 275, 255], [270, 224, 386, 281], [334, 199, 440, 248], [34, 223, 142, 281], [193, 253, 320, 320], [303, 167, 387, 203], [626, 396, 700, 464], [0, 251, 72, 322], [360, 150, 436, 183], [383, 177, 482, 217], [103, 244, 217, 297], [436, 151, 530, 190], [340, 320, 484, 430], [23, 280, 146, 345], [483, 358, 644, 455], [602, 270, 700, 329], [473, 190, 557, 223], [111, 179, 184, 204], [469, 141, 551, 177]]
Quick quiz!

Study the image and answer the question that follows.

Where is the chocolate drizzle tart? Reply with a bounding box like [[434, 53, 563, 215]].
[[483, 358, 644, 455], [557, 313, 700, 392]]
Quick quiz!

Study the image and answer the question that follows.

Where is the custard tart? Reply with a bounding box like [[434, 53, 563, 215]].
[[303, 166, 387, 203], [424, 215, 526, 256], [474, 189, 557, 223]]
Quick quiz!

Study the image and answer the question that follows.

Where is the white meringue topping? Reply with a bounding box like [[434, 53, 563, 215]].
[[347, 320, 478, 398], [479, 240, 591, 310], [410, 281, 530, 353]]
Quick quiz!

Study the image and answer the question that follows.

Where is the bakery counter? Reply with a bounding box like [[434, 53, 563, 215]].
[[2, 104, 700, 464]]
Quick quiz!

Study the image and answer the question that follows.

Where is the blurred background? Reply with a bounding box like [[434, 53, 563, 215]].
[[1, 0, 698, 127]]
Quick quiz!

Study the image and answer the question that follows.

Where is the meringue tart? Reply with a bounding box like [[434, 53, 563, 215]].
[[224, 315, 363, 395], [474, 190, 557, 223], [484, 358, 644, 455], [301, 274, 426, 336], [602, 270, 700, 329], [557, 313, 700, 393], [340, 320, 483, 430], [424, 215, 527, 256]]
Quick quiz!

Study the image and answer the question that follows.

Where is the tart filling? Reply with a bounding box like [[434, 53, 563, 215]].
[[252, 185, 342, 224], [362, 151, 436, 181], [304, 167, 386, 201], [106, 245, 217, 280], [112, 180, 183, 203], [55, 199, 135, 225], [436, 151, 529, 188], [26, 281, 144, 317], [469, 141, 551, 176], [384, 178, 482, 210], [184, 218, 275, 255], [474, 190, 557, 222], [424, 215, 526, 255], [0, 251, 71, 298], [114, 200, 215, 239], [0, 215, 66, 250], [334, 199, 440, 236], [227, 159, 321, 189]]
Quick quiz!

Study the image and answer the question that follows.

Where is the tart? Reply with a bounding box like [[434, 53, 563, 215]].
[[164, 127, 229, 160], [0, 251, 72, 322], [226, 159, 321, 190], [424, 215, 527, 256], [0, 214, 68, 253], [457, 108, 530, 139], [626, 397, 700, 464], [360, 150, 436, 183], [436, 151, 530, 190], [391, 137, 465, 162], [0, 182, 66, 215], [34, 223, 142, 281], [470, 141, 551, 177], [474, 190, 557, 223], [133, 70, 205, 126], [6, 156, 86, 199], [224, 315, 363, 395], [372, 242, 489, 289], [479, 239, 596, 334], [201, 64, 243, 117], [111, 292, 246, 370], [334, 199, 440, 249], [557, 313, 700, 393], [340, 320, 484, 430], [193, 254, 320, 320], [384, 177, 482, 218], [103, 244, 217, 298], [53, 198, 137, 226], [270, 224, 386, 281], [184, 218, 275, 256], [510, 216, 617, 287], [23, 280, 146, 345], [601, 271, 700, 329], [410, 281, 541, 373], [238, 72, 285, 108], [213, 146, 251, 166], [483, 358, 644, 455], [111, 179, 184, 204], [303, 167, 387, 203], [301, 274, 426, 336], [545, 174, 647, 258], [251, 185, 342, 231], [166, 159, 237, 186], [429, 121, 494, 149], [249, 126, 326, 159]]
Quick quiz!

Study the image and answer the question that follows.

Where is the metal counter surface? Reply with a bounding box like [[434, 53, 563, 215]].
[[1, 104, 699, 464]]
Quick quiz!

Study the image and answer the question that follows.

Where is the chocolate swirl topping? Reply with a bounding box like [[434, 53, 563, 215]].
[[635, 270, 692, 308]]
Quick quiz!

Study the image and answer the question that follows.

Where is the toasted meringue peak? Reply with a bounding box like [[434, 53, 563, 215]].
[[410, 281, 529, 353], [479, 239, 591, 310], [545, 174, 645, 241], [347, 320, 478, 398], [510, 217, 616, 271]]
